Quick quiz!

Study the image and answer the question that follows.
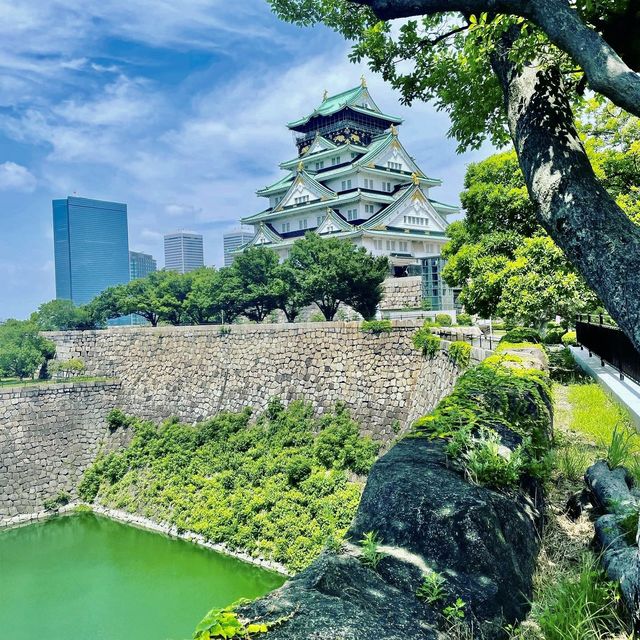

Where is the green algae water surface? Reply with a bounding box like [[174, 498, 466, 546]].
[[0, 513, 285, 640]]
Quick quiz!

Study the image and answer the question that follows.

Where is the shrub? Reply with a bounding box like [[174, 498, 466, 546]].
[[420, 299, 432, 311], [500, 327, 541, 344], [413, 326, 441, 357], [413, 359, 552, 488], [43, 491, 71, 512], [456, 313, 472, 326], [448, 341, 472, 368], [416, 571, 447, 604], [360, 320, 392, 334], [562, 330, 578, 346], [286, 456, 313, 485], [49, 357, 86, 378], [309, 312, 325, 322], [435, 313, 452, 326], [359, 531, 384, 569], [78, 400, 378, 572], [542, 329, 564, 345], [464, 429, 525, 489], [106, 408, 131, 432], [548, 347, 589, 384]]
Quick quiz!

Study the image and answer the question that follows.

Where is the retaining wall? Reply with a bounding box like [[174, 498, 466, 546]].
[[0, 381, 125, 523], [1, 321, 491, 523]]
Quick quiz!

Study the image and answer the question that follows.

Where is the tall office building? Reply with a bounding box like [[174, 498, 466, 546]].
[[53, 196, 130, 306], [223, 230, 254, 266], [129, 251, 157, 280], [164, 232, 204, 273]]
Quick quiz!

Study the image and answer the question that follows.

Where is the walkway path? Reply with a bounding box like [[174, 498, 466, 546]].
[[570, 345, 640, 428]]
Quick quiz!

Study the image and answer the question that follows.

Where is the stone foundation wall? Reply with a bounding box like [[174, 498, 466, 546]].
[[47, 321, 489, 440], [379, 276, 423, 310], [1, 322, 491, 523], [0, 381, 125, 523]]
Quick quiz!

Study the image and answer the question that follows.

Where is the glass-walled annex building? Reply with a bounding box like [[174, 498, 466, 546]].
[[129, 251, 157, 280], [53, 197, 130, 306]]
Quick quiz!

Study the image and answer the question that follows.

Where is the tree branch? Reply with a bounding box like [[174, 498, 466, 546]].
[[418, 24, 469, 47], [349, 0, 640, 118]]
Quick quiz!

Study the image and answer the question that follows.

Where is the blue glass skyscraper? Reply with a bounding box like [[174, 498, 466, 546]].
[[52, 196, 130, 306]]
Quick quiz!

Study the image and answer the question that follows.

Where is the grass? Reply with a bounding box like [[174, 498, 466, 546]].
[[0, 376, 112, 389], [506, 381, 633, 639], [566, 383, 640, 461]]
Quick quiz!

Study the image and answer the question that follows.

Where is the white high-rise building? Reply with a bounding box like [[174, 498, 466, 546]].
[[164, 232, 204, 273], [223, 230, 254, 267]]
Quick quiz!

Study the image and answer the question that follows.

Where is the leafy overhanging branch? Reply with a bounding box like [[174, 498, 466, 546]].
[[348, 0, 640, 119]]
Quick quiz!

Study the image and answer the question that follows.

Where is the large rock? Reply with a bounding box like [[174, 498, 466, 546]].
[[240, 436, 542, 639]]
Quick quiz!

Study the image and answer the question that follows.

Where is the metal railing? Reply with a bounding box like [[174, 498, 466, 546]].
[[576, 315, 640, 384]]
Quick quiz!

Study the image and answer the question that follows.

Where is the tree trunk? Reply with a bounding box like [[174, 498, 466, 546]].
[[491, 33, 640, 352]]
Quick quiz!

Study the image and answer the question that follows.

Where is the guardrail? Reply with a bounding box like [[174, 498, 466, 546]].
[[576, 315, 640, 385]]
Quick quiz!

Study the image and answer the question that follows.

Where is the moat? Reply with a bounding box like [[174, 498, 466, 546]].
[[0, 513, 284, 639]]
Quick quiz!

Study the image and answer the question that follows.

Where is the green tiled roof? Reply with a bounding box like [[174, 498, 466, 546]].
[[256, 172, 295, 195], [287, 85, 402, 129]]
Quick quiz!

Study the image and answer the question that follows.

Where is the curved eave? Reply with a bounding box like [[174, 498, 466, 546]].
[[287, 105, 403, 131], [279, 144, 368, 169]]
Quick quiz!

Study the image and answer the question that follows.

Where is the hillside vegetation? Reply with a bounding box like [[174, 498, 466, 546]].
[[79, 399, 378, 572]]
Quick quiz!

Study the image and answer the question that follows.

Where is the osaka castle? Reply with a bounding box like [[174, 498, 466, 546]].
[[240, 80, 459, 276]]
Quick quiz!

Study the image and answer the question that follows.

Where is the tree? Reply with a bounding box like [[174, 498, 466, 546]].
[[31, 299, 101, 331], [184, 268, 223, 325], [343, 251, 389, 320], [88, 285, 128, 326], [269, 0, 640, 351], [231, 247, 281, 322], [498, 237, 598, 329], [443, 153, 597, 324], [273, 262, 310, 323], [152, 270, 194, 326], [118, 278, 161, 326], [288, 233, 389, 321], [0, 320, 56, 379]]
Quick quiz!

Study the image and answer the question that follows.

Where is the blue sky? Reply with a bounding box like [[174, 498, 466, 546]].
[[0, 0, 491, 320]]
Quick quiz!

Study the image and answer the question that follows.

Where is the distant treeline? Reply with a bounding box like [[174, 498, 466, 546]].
[[35, 233, 390, 330]]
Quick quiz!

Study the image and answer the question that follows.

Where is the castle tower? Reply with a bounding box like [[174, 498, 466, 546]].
[[239, 82, 459, 276]]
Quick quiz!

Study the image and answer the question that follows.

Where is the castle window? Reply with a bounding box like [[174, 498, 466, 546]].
[[282, 222, 291, 232], [315, 161, 324, 170], [294, 195, 310, 205], [363, 178, 373, 189], [365, 204, 375, 214], [374, 239, 383, 250], [331, 156, 341, 165], [317, 215, 324, 226], [341, 179, 352, 190], [383, 182, 392, 192], [347, 209, 358, 221], [399, 241, 408, 252], [299, 218, 308, 230], [386, 240, 396, 251], [388, 161, 402, 171]]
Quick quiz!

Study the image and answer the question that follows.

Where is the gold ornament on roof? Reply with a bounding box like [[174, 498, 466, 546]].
[[360, 75, 367, 88], [297, 161, 304, 173], [411, 172, 420, 185], [390, 124, 398, 136], [323, 89, 328, 100]]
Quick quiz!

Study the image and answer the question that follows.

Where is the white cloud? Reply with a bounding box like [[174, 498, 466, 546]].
[[0, 162, 36, 192]]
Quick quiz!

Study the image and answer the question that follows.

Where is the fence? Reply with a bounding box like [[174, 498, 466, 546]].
[[576, 315, 640, 385], [434, 329, 496, 351]]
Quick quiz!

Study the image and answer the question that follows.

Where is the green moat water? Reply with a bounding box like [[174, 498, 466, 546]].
[[0, 512, 285, 640]]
